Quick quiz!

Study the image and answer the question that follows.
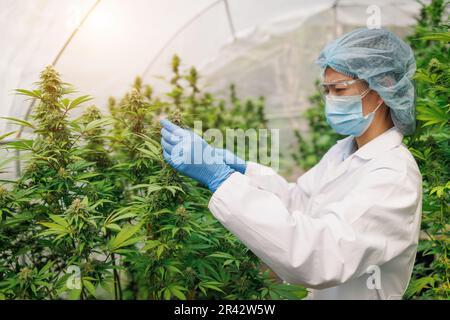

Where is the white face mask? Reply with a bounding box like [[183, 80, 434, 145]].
[[325, 89, 383, 137]]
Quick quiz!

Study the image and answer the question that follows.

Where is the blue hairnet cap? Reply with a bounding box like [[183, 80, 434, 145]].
[[316, 28, 417, 135]]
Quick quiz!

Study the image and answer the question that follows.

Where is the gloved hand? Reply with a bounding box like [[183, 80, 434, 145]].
[[214, 148, 247, 174], [160, 119, 235, 192]]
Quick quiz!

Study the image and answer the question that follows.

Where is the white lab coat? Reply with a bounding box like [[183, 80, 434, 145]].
[[208, 126, 422, 300]]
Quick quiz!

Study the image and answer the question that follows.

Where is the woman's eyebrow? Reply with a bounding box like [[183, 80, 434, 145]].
[[323, 78, 353, 84]]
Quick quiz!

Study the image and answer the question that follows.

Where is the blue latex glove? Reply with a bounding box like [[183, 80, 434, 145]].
[[160, 119, 235, 192], [214, 148, 247, 174]]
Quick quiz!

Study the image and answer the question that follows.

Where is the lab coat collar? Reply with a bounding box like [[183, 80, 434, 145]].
[[337, 126, 404, 161], [318, 127, 404, 192]]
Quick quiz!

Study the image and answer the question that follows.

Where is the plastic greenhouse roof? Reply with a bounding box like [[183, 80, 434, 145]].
[[0, 0, 424, 138]]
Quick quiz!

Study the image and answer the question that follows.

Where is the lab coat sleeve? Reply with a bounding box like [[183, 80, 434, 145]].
[[244, 161, 317, 209], [208, 165, 421, 289]]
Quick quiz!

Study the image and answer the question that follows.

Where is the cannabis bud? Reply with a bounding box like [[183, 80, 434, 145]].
[[57, 167, 68, 178], [18, 267, 32, 281], [0, 185, 8, 199], [39, 65, 63, 105], [67, 198, 88, 217], [168, 110, 182, 126]]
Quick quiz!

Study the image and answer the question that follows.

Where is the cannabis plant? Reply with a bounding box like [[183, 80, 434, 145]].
[[0, 59, 305, 300], [402, 0, 449, 299]]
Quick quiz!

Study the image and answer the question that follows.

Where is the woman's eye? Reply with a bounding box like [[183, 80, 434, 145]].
[[321, 86, 330, 94]]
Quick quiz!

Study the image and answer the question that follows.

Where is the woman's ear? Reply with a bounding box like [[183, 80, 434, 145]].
[[371, 90, 384, 107]]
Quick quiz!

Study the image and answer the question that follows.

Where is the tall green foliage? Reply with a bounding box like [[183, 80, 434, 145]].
[[402, 0, 449, 299], [0, 58, 305, 300]]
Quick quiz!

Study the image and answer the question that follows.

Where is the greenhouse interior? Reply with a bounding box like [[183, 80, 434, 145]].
[[0, 0, 448, 303]]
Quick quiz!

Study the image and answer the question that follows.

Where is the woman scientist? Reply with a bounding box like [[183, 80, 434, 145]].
[[160, 28, 422, 300]]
